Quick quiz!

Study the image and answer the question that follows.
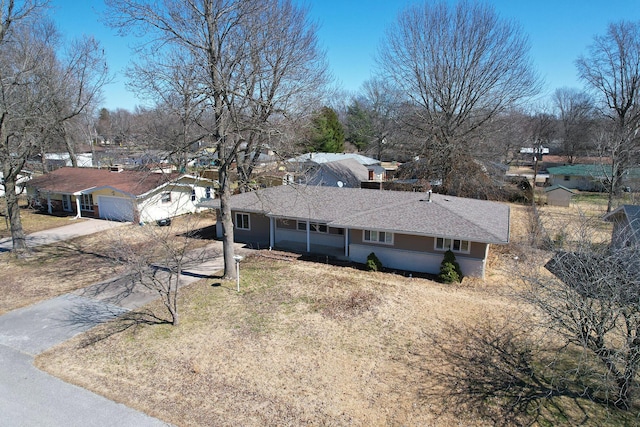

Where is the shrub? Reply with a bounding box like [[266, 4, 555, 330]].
[[366, 252, 382, 272], [439, 250, 462, 283]]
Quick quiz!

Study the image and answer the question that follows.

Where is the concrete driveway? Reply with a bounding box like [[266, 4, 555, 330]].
[[0, 218, 128, 252], [0, 241, 242, 427]]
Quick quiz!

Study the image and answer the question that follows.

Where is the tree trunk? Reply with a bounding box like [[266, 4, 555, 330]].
[[64, 130, 78, 168], [3, 168, 27, 252], [219, 162, 236, 280]]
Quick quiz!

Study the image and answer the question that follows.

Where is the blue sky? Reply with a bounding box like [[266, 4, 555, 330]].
[[50, 0, 640, 111]]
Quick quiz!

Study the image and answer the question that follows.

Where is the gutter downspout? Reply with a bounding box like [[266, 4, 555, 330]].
[[46, 193, 52, 214], [306, 220, 310, 253]]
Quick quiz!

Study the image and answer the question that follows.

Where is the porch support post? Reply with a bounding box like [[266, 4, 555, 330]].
[[46, 194, 52, 214], [344, 228, 349, 257], [75, 193, 82, 219], [269, 217, 275, 249], [306, 220, 310, 253]]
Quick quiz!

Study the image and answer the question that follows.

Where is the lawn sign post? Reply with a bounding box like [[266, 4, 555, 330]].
[[233, 255, 244, 292]]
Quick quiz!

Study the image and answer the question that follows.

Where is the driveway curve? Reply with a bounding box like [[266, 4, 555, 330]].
[[0, 218, 129, 252]]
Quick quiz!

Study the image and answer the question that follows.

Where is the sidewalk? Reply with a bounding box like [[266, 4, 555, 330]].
[[0, 239, 246, 426]]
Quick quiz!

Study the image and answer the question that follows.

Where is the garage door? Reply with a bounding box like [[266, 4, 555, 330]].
[[99, 196, 135, 222]]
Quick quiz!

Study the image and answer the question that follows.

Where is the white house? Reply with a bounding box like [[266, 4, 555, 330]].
[[26, 166, 214, 223]]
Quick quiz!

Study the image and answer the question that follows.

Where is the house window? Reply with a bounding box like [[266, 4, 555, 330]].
[[297, 221, 328, 233], [161, 192, 171, 203], [62, 195, 71, 211], [564, 175, 571, 181], [80, 194, 93, 211], [363, 229, 393, 244], [435, 237, 470, 253], [191, 189, 197, 202], [205, 186, 212, 199], [235, 212, 250, 230]]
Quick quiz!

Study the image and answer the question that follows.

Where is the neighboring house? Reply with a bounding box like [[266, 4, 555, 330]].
[[26, 166, 214, 223], [547, 164, 640, 191], [44, 152, 94, 168], [542, 155, 612, 170], [366, 164, 387, 182], [200, 185, 510, 278], [0, 171, 32, 197], [302, 158, 369, 188], [544, 185, 575, 207], [287, 152, 380, 167], [603, 205, 640, 249]]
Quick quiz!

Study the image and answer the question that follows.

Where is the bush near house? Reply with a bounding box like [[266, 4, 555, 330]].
[[366, 252, 382, 272], [439, 250, 463, 283]]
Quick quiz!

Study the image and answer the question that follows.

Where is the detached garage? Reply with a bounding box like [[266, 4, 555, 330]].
[[26, 167, 215, 223]]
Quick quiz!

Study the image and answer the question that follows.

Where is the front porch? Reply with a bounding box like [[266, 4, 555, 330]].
[[274, 240, 347, 260]]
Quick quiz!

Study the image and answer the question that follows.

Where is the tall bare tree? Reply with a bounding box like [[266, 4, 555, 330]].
[[344, 78, 402, 160], [377, 0, 539, 194], [127, 49, 208, 171], [105, 0, 327, 278], [553, 87, 595, 163], [576, 21, 640, 212], [0, 1, 48, 251], [1, 3, 107, 252]]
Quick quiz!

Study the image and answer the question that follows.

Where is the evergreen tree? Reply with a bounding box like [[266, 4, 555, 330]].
[[345, 100, 373, 150], [310, 106, 344, 152]]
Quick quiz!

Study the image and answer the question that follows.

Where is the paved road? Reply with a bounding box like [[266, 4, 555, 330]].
[[0, 345, 170, 427], [0, 218, 128, 252], [0, 221, 243, 426]]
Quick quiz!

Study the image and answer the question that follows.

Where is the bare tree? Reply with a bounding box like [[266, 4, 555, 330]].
[[1, 3, 106, 252], [527, 109, 557, 198], [109, 214, 214, 326], [0, 1, 48, 251], [105, 0, 327, 278], [576, 21, 640, 212], [519, 221, 640, 410], [344, 77, 402, 160], [553, 87, 595, 163], [127, 49, 208, 171], [377, 0, 539, 194]]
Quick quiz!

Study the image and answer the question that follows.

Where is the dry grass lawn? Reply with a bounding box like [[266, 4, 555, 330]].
[[0, 198, 84, 239], [0, 212, 217, 315], [38, 255, 524, 426], [34, 201, 637, 425]]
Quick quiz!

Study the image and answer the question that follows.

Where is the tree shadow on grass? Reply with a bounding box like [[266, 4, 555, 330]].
[[76, 309, 170, 348], [418, 316, 628, 426]]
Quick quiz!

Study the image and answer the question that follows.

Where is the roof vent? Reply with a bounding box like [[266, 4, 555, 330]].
[[419, 189, 432, 203]]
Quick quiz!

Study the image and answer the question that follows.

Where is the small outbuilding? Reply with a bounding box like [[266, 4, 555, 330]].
[[544, 185, 575, 207]]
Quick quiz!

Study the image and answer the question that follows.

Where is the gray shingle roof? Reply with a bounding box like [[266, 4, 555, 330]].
[[201, 185, 510, 244], [287, 152, 380, 166], [604, 205, 640, 238]]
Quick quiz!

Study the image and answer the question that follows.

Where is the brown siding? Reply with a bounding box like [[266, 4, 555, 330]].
[[349, 229, 486, 259]]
